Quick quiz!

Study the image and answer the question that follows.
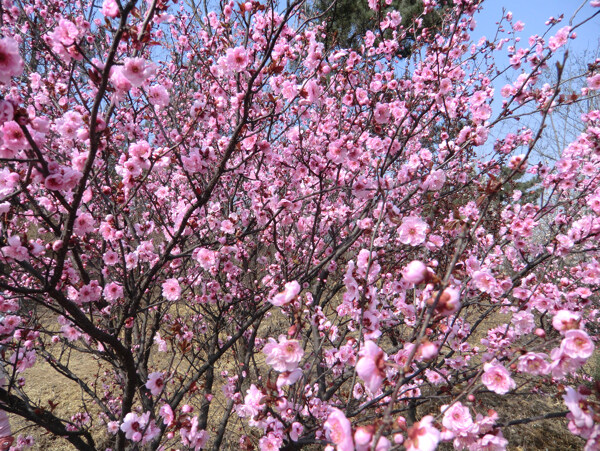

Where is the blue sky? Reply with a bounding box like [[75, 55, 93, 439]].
[[474, 0, 600, 58], [470, 1, 600, 161]]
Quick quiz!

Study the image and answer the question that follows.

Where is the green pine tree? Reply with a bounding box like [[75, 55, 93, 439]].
[[309, 0, 453, 54]]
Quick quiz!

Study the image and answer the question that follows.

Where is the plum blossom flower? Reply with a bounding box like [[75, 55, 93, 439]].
[[146, 372, 165, 396], [162, 278, 181, 301], [481, 362, 516, 394], [0, 315, 21, 336], [356, 340, 386, 392], [107, 421, 120, 434], [159, 404, 174, 426], [324, 408, 354, 451], [405, 415, 440, 451], [374, 103, 390, 124], [548, 26, 571, 51], [589, 74, 600, 90], [508, 154, 527, 171], [148, 84, 170, 107], [263, 335, 304, 372], [220, 219, 235, 234], [474, 432, 508, 450], [52, 19, 79, 46], [0, 169, 20, 196], [367, 0, 380, 11], [442, 402, 473, 433], [194, 248, 216, 270], [422, 169, 446, 191], [121, 58, 155, 87], [102, 0, 119, 18], [417, 340, 438, 361], [563, 386, 594, 429], [1, 121, 28, 151], [427, 287, 461, 317], [154, 333, 168, 352], [0, 37, 24, 84], [73, 213, 95, 236], [0, 100, 14, 125], [472, 270, 496, 294], [439, 78, 452, 95], [402, 261, 429, 284], [552, 310, 580, 333], [398, 216, 428, 246], [125, 252, 138, 269], [290, 422, 303, 441], [110, 67, 132, 92], [517, 352, 550, 375], [103, 250, 119, 266], [236, 384, 264, 418], [354, 426, 373, 450], [1, 236, 28, 261], [57, 111, 83, 139], [224, 47, 249, 72], [512, 310, 535, 336], [120, 412, 147, 442], [78, 281, 102, 304], [276, 368, 303, 388], [180, 415, 209, 449], [61, 324, 81, 342], [103, 282, 123, 302], [560, 329, 594, 360], [513, 20, 525, 31], [259, 432, 283, 451], [270, 280, 301, 306]]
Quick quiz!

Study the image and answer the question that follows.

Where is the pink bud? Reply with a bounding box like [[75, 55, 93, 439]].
[[402, 260, 428, 284], [534, 328, 546, 338], [354, 426, 373, 447]]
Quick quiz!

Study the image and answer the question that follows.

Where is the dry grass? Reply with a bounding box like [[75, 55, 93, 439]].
[[5, 303, 596, 450], [10, 351, 106, 450]]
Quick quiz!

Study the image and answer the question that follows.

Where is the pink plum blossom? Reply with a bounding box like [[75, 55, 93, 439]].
[[159, 404, 174, 426], [0, 37, 24, 84], [548, 26, 571, 51], [263, 335, 304, 372], [560, 330, 594, 360], [120, 412, 147, 442], [324, 408, 354, 451], [356, 340, 386, 392], [481, 362, 516, 394], [552, 310, 580, 333], [589, 74, 600, 90], [148, 84, 170, 107], [270, 280, 301, 306], [398, 216, 429, 246], [236, 384, 264, 418], [517, 353, 550, 375], [1, 121, 28, 151], [442, 401, 473, 433], [162, 278, 181, 301], [102, 0, 119, 18], [146, 372, 165, 396], [224, 47, 249, 72], [402, 260, 429, 284], [122, 58, 155, 87], [103, 282, 123, 302], [405, 416, 440, 451]]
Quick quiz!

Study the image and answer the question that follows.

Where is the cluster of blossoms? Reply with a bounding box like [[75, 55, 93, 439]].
[[0, 0, 599, 450]]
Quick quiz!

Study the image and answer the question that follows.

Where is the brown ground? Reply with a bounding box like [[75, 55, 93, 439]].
[[6, 305, 596, 450]]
